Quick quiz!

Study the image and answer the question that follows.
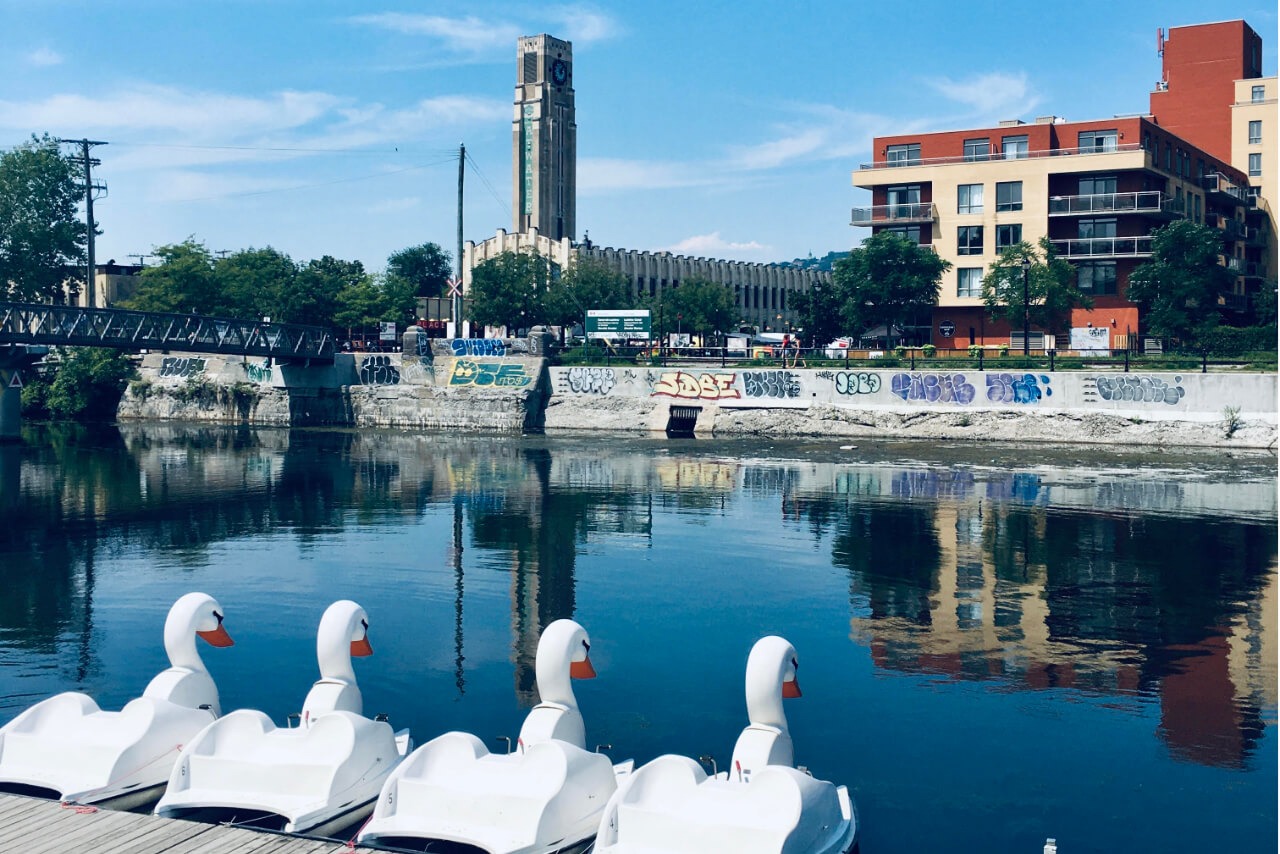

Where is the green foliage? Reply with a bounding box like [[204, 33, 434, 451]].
[[967, 344, 982, 358], [921, 343, 937, 357], [214, 246, 296, 318], [282, 256, 365, 326], [545, 258, 632, 330], [790, 280, 844, 349], [121, 239, 218, 314], [1195, 324, 1278, 357], [334, 276, 386, 333], [1125, 220, 1234, 345], [40, 348, 137, 420], [981, 238, 1090, 334], [0, 134, 87, 302], [831, 231, 951, 345], [468, 251, 552, 332], [386, 243, 452, 298], [377, 271, 418, 325], [1222, 405, 1242, 439], [646, 278, 737, 341]]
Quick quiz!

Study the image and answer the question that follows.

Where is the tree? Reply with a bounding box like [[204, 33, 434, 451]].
[[831, 231, 951, 345], [280, 256, 365, 327], [213, 247, 296, 319], [334, 275, 385, 341], [982, 237, 1090, 338], [647, 278, 737, 342], [544, 258, 631, 334], [1125, 220, 1235, 344], [386, 243, 452, 298], [0, 134, 86, 302], [790, 280, 844, 347], [377, 272, 419, 325], [41, 348, 136, 420], [468, 251, 551, 333], [120, 239, 218, 314]]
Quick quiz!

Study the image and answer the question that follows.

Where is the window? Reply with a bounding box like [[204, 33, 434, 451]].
[[1164, 143, 1172, 170], [1249, 120, 1262, 144], [996, 181, 1022, 212], [886, 143, 920, 166], [963, 138, 990, 162], [886, 185, 921, 217], [1249, 153, 1262, 177], [1193, 194, 1201, 223], [957, 184, 983, 214], [995, 224, 1022, 250], [1077, 262, 1117, 295], [884, 225, 923, 244], [1078, 176, 1117, 196], [958, 268, 983, 298], [957, 226, 983, 255], [1078, 130, 1118, 152], [1078, 218, 1116, 239], [1253, 85, 1266, 103], [1002, 135, 1028, 159]]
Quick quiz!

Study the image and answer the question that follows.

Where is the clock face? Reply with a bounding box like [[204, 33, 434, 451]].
[[551, 59, 568, 86]]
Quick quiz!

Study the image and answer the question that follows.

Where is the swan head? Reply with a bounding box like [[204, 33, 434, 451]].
[[745, 636, 800, 729], [317, 600, 373, 682], [164, 593, 233, 668], [535, 619, 595, 700]]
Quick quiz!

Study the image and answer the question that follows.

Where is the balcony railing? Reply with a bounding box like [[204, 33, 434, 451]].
[[1051, 236, 1153, 259], [859, 142, 1144, 171], [850, 202, 938, 226], [1047, 191, 1183, 217], [1202, 172, 1250, 203], [1220, 220, 1247, 241]]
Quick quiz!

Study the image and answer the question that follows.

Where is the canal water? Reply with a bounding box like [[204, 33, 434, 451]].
[[0, 423, 1275, 853]]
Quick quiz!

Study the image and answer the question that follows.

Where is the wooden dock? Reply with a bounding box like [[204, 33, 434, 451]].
[[0, 793, 379, 853]]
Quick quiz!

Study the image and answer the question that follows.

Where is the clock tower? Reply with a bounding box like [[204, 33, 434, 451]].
[[513, 34, 576, 241]]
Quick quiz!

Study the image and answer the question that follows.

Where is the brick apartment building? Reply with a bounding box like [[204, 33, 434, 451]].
[[853, 19, 1275, 350]]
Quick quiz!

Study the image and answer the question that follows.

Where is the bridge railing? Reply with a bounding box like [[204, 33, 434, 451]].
[[0, 303, 335, 362]]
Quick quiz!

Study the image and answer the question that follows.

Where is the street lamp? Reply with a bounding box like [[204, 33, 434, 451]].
[[1021, 256, 1032, 356]]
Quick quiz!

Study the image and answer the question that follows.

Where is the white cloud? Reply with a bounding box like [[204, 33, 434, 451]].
[[548, 7, 620, 44], [578, 157, 720, 192], [728, 128, 828, 171], [926, 71, 1039, 118], [348, 13, 519, 54], [25, 48, 63, 67], [664, 231, 772, 258]]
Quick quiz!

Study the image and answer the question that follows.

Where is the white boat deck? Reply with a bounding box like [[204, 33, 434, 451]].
[[0, 793, 377, 853]]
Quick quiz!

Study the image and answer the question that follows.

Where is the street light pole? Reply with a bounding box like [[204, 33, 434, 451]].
[[1021, 256, 1032, 356]]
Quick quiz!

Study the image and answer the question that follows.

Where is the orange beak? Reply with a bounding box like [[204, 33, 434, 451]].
[[782, 678, 801, 699], [351, 636, 373, 657], [570, 655, 596, 679], [197, 625, 234, 648]]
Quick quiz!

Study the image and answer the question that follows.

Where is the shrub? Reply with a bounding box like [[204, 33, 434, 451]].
[[1223, 405, 1242, 439], [893, 345, 907, 358], [921, 344, 937, 357], [1199, 326, 1277, 358], [967, 344, 982, 358], [998, 344, 1010, 357], [40, 348, 137, 420]]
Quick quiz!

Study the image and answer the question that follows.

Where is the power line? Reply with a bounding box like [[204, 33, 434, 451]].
[[57, 138, 108, 307], [108, 140, 458, 157], [464, 150, 511, 219]]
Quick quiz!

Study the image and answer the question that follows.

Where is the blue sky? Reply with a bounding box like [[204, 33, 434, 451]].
[[2, 1, 1276, 274]]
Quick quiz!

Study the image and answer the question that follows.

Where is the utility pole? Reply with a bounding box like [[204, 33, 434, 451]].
[[57, 139, 108, 308], [454, 143, 465, 336]]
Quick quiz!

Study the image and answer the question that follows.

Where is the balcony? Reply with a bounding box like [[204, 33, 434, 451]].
[[1051, 236, 1153, 259], [858, 142, 1145, 171], [1047, 191, 1183, 218], [1220, 220, 1247, 241], [1202, 173, 1249, 205], [850, 203, 938, 227]]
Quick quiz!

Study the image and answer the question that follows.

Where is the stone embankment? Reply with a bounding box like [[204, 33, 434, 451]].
[[118, 332, 1278, 449]]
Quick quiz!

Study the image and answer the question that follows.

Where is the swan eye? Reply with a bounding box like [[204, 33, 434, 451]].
[[791, 657, 798, 670], [213, 611, 224, 625], [361, 619, 369, 630], [582, 640, 590, 652]]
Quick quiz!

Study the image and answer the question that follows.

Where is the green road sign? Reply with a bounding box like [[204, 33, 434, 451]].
[[586, 310, 651, 339]]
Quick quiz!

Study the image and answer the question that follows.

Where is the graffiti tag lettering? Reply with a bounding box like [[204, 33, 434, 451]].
[[890, 373, 976, 404], [449, 360, 531, 387], [400, 360, 434, 384], [564, 367, 616, 395], [986, 373, 1051, 404], [834, 371, 882, 396], [244, 360, 272, 383], [451, 339, 506, 357], [743, 370, 800, 399], [159, 357, 207, 378], [360, 355, 401, 385], [1093, 375, 1185, 406], [652, 371, 740, 400]]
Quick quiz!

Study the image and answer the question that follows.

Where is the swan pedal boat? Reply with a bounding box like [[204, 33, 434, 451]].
[[593, 636, 858, 854], [154, 600, 409, 836], [0, 593, 233, 810], [360, 619, 631, 854]]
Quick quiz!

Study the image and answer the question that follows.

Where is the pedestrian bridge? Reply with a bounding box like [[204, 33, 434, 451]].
[[0, 301, 335, 362]]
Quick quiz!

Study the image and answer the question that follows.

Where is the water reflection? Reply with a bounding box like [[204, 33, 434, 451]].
[[2, 423, 1275, 785]]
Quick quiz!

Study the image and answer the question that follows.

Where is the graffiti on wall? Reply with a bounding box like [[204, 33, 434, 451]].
[[360, 355, 401, 385], [986, 373, 1051, 404], [890, 373, 977, 404], [561, 367, 616, 395], [417, 334, 433, 357], [833, 371, 882, 396], [159, 357, 207, 378], [743, 370, 801, 399], [451, 339, 506, 357], [651, 371, 740, 400], [1089, 375, 1185, 406], [400, 359, 434, 384], [449, 359, 532, 387], [244, 360, 272, 383]]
